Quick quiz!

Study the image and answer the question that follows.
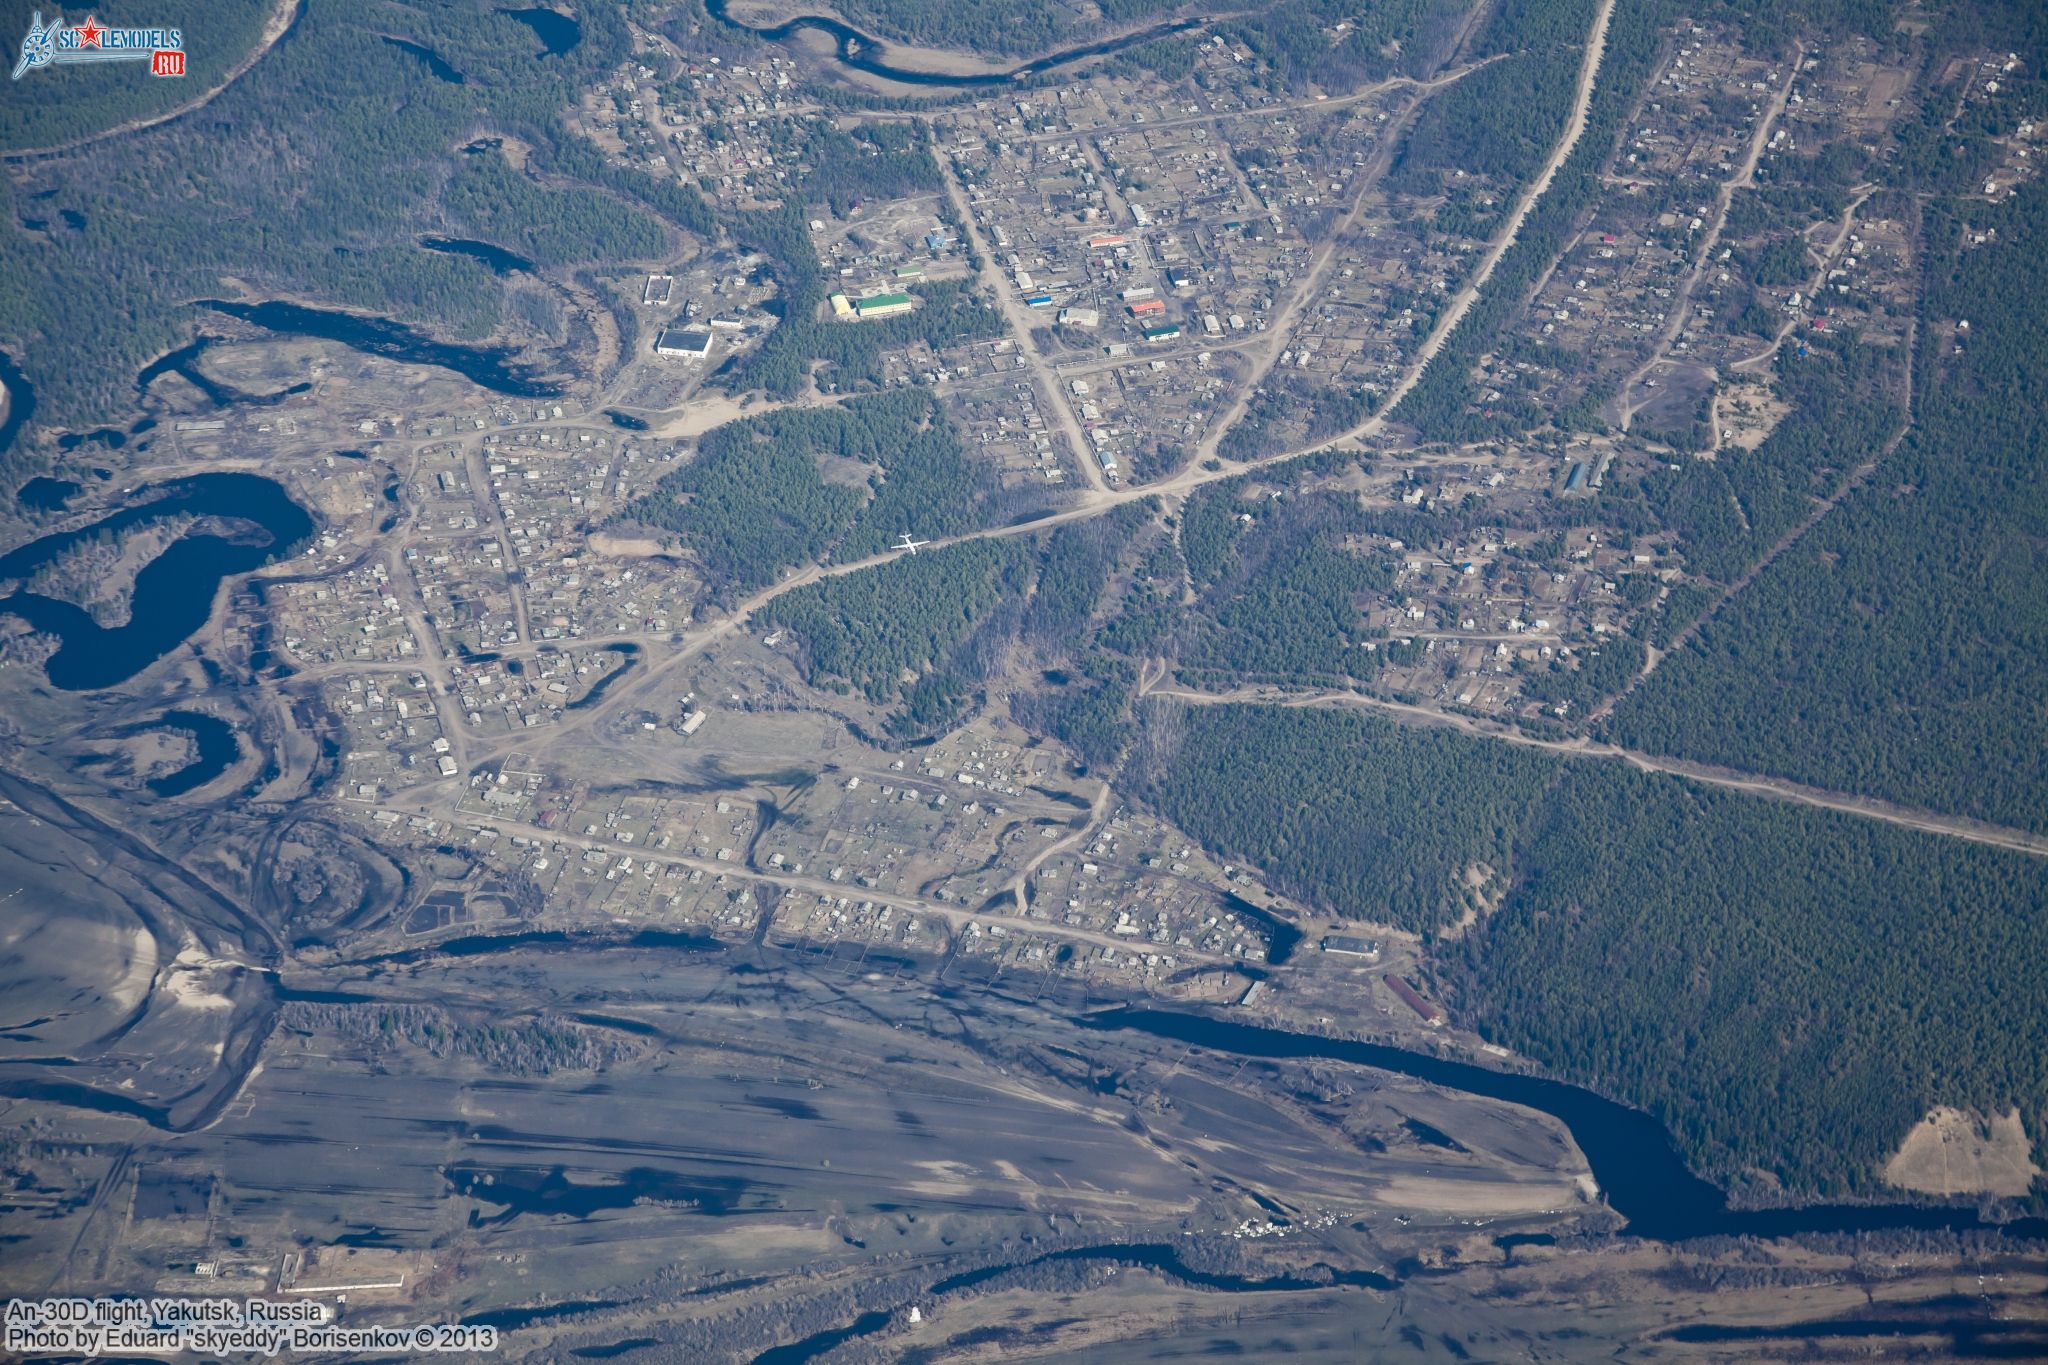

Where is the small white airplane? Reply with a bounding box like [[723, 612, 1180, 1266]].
[[895, 533, 930, 554]]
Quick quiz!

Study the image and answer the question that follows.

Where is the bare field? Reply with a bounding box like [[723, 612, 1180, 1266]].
[[1885, 1106, 2043, 1197]]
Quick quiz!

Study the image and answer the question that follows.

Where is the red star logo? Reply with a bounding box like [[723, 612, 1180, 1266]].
[[75, 16, 103, 48]]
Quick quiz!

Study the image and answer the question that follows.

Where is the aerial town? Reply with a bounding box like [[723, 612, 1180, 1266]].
[[2, 0, 2045, 1360]]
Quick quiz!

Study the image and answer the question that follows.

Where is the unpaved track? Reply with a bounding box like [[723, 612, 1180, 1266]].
[[1007, 779, 1114, 915], [1727, 185, 1880, 376], [1330, 0, 1619, 450], [1020, 57, 1505, 146], [433, 0, 1626, 784], [937, 154, 1108, 492], [1138, 680, 2048, 859], [1616, 52, 1803, 430], [435, 807, 1227, 963], [1593, 313, 1916, 722], [1192, 84, 1439, 462]]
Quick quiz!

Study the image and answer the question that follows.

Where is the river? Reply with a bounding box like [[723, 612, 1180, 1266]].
[[1082, 1008, 2048, 1244], [702, 0, 1201, 88]]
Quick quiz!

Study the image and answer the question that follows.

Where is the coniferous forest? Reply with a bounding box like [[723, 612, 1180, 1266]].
[[1142, 702, 2048, 1199]]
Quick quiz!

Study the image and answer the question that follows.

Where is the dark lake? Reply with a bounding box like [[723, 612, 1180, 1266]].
[[497, 7, 582, 56], [143, 710, 239, 796], [1222, 891, 1301, 965], [363, 926, 722, 966], [136, 335, 239, 405], [928, 1242, 1393, 1296], [448, 1163, 769, 1221], [563, 644, 639, 712], [570, 1339, 659, 1360], [1083, 1009, 2048, 1245], [703, 0, 1200, 88], [136, 337, 214, 390], [0, 473, 314, 690], [199, 299, 564, 398], [421, 235, 534, 276], [56, 427, 125, 452], [460, 1299, 622, 1332], [16, 476, 80, 512], [382, 35, 465, 83]]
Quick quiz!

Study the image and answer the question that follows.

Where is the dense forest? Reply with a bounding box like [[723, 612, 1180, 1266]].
[[1622, 335, 1904, 582], [1142, 704, 1553, 934], [0, 0, 277, 151], [1022, 507, 1154, 649], [1455, 760, 2048, 1201], [1008, 508, 1157, 768], [618, 389, 1013, 597], [1610, 182, 2048, 833], [440, 151, 670, 269], [758, 538, 1033, 736], [1392, 0, 1603, 207], [1105, 0, 1460, 95], [0, 3, 693, 431], [623, 409, 865, 594], [1140, 702, 2048, 1198], [1214, 0, 1454, 95], [1180, 502, 1397, 687]]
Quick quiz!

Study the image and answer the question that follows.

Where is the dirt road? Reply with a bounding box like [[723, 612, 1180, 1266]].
[[937, 154, 1108, 492], [1373, 0, 1614, 428], [1616, 52, 1804, 430], [1593, 313, 1916, 722], [1138, 679, 2048, 859], [1006, 778, 1114, 916], [442, 806, 1228, 963], [1020, 57, 1505, 146], [420, 0, 1624, 801]]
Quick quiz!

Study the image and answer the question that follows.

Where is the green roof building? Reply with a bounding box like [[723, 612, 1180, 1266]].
[[854, 291, 914, 319]]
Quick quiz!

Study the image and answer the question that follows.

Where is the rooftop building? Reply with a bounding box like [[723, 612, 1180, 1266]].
[[854, 291, 914, 320], [655, 328, 714, 359]]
